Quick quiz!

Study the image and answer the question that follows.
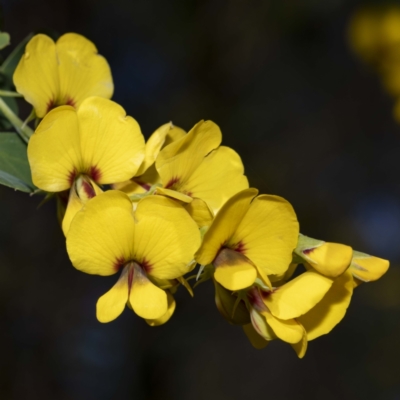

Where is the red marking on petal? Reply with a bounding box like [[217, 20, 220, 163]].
[[141, 259, 152, 273], [127, 267, 134, 295], [68, 169, 77, 186], [303, 248, 313, 255], [46, 98, 55, 113], [113, 257, 125, 271], [165, 176, 179, 189], [82, 180, 96, 199], [66, 97, 76, 108], [89, 166, 102, 182], [133, 179, 151, 191], [234, 241, 246, 254]]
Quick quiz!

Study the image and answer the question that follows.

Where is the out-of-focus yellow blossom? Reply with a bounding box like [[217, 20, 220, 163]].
[[195, 188, 299, 291], [14, 33, 113, 118], [154, 120, 248, 222], [28, 96, 145, 234], [293, 234, 353, 278], [66, 191, 200, 323]]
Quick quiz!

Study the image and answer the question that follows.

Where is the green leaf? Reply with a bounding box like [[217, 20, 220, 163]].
[[0, 95, 18, 130], [0, 33, 33, 81], [0, 132, 35, 192], [0, 32, 10, 50]]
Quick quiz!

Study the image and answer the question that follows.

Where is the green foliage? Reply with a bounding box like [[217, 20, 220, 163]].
[[0, 32, 10, 50], [0, 132, 34, 192]]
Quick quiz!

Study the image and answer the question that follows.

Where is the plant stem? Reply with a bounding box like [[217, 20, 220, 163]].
[[0, 90, 23, 97], [0, 97, 33, 143]]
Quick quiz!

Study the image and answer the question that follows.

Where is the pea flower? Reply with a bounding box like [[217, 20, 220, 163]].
[[14, 33, 113, 118], [28, 96, 145, 234], [66, 190, 201, 323], [195, 188, 299, 291]]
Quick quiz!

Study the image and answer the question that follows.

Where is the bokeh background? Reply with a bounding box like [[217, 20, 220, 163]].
[[1, 0, 400, 399]]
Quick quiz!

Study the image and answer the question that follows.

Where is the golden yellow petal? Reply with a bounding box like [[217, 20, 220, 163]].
[[195, 188, 258, 266], [349, 251, 390, 282], [132, 196, 201, 279], [298, 271, 354, 340], [77, 97, 145, 184], [184, 197, 214, 227], [56, 33, 113, 108], [264, 271, 334, 320], [129, 264, 168, 319], [66, 190, 135, 276], [28, 105, 82, 192], [13, 34, 59, 118], [96, 267, 129, 323], [230, 194, 299, 275], [155, 187, 193, 203], [291, 327, 308, 359], [263, 312, 304, 344], [145, 291, 176, 326]]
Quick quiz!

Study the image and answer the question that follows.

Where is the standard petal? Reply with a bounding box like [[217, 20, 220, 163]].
[[129, 265, 168, 319], [136, 123, 186, 176], [13, 34, 59, 118], [263, 271, 334, 320], [156, 120, 222, 190], [178, 146, 249, 213], [96, 267, 129, 323], [66, 190, 135, 276], [214, 248, 257, 291], [146, 291, 176, 326], [349, 251, 390, 282], [298, 271, 354, 341], [243, 324, 269, 349], [229, 195, 299, 275], [78, 97, 145, 184], [302, 242, 353, 278], [263, 312, 304, 344], [132, 196, 201, 279], [28, 105, 82, 192], [195, 188, 258, 266], [56, 33, 113, 108], [184, 197, 214, 227]]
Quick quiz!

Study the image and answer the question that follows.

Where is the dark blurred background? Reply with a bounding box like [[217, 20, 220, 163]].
[[1, 0, 400, 399]]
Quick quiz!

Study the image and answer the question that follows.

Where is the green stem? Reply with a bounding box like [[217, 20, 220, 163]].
[[0, 90, 23, 97], [0, 97, 33, 143]]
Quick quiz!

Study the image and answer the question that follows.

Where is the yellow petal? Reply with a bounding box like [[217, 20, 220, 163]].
[[156, 120, 222, 190], [291, 328, 308, 359], [129, 264, 168, 319], [62, 177, 103, 236], [263, 312, 304, 344], [78, 97, 145, 184], [243, 324, 269, 349], [96, 267, 129, 323], [301, 242, 353, 278], [213, 279, 250, 325], [56, 33, 113, 109], [184, 197, 214, 227], [263, 271, 334, 320], [349, 251, 390, 282], [155, 187, 193, 203], [298, 271, 354, 340], [230, 194, 299, 275], [28, 105, 81, 192], [195, 188, 258, 266], [132, 196, 201, 279], [146, 291, 176, 326], [66, 190, 135, 276], [13, 34, 59, 118], [178, 146, 249, 214], [214, 248, 257, 291], [136, 122, 186, 176]]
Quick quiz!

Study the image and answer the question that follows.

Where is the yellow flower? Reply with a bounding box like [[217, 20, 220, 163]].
[[154, 120, 248, 222], [293, 234, 353, 278], [195, 188, 299, 291], [66, 190, 201, 323], [14, 33, 113, 118], [28, 96, 145, 234]]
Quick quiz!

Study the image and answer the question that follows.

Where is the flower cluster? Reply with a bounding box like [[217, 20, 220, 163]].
[[349, 4, 400, 122], [5, 32, 390, 358]]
